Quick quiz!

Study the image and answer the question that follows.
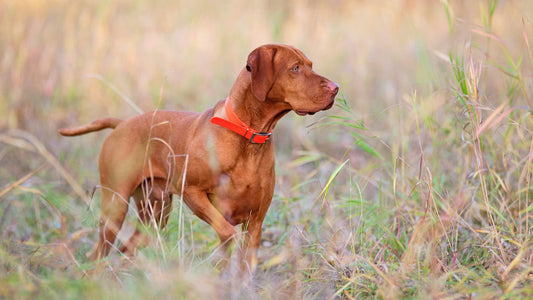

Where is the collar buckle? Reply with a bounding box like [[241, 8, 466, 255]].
[[249, 132, 271, 144]]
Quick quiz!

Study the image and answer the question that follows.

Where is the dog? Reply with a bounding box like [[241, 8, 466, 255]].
[[60, 44, 339, 271]]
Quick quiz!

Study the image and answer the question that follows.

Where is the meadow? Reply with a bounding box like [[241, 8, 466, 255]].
[[1, 0, 533, 298]]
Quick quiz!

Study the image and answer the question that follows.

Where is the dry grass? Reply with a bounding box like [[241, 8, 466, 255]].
[[2, 0, 533, 298]]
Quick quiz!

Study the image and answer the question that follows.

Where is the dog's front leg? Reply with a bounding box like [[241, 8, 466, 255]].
[[183, 188, 237, 252], [242, 222, 261, 273]]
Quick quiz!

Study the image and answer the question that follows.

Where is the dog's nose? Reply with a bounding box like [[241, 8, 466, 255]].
[[327, 81, 339, 95]]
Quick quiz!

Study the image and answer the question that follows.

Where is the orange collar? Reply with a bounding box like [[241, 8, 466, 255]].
[[210, 98, 272, 144]]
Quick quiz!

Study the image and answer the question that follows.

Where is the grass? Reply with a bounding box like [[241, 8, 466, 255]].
[[2, 0, 533, 298]]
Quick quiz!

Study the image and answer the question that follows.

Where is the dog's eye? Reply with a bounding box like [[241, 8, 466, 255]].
[[291, 65, 300, 72]]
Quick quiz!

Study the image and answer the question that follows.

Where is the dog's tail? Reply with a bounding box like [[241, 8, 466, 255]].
[[59, 117, 123, 136]]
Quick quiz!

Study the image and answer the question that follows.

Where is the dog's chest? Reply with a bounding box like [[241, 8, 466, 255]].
[[212, 162, 275, 225]]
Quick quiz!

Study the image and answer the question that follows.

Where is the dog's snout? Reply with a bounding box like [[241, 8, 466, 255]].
[[327, 81, 339, 95]]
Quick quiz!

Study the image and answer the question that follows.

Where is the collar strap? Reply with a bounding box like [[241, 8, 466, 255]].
[[210, 98, 272, 144]]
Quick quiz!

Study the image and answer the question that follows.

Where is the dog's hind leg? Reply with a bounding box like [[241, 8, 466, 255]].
[[119, 179, 173, 256], [90, 188, 131, 261]]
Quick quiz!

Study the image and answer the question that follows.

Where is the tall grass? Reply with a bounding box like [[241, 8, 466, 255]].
[[2, 0, 533, 298]]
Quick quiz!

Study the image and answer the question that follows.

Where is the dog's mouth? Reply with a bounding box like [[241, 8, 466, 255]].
[[295, 110, 316, 116], [294, 99, 335, 116]]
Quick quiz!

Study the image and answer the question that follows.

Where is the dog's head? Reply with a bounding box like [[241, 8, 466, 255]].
[[246, 44, 338, 115]]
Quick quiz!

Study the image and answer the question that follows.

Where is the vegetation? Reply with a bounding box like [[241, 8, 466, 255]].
[[1, 0, 533, 298]]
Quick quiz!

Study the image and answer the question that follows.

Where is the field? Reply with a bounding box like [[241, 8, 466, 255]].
[[2, 0, 533, 298]]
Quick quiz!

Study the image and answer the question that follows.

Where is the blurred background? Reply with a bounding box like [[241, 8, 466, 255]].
[[2, 0, 533, 298], [3, 0, 532, 185], [2, 1, 526, 131]]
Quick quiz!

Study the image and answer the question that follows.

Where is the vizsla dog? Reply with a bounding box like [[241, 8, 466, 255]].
[[60, 44, 338, 271]]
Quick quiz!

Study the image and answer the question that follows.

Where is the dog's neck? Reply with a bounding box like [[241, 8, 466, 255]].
[[227, 69, 291, 134]]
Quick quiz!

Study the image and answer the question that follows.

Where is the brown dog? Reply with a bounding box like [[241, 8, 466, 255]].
[[60, 44, 338, 271]]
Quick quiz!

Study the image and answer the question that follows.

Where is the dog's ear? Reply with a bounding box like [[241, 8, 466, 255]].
[[246, 46, 277, 101]]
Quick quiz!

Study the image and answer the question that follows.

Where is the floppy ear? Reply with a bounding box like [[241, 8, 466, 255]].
[[246, 46, 277, 101]]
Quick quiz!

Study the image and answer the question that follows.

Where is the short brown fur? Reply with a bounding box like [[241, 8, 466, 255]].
[[60, 44, 338, 271]]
